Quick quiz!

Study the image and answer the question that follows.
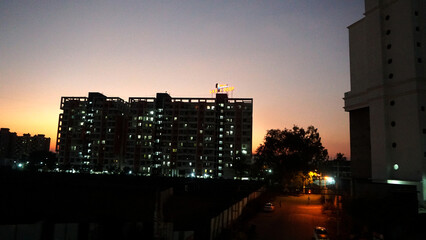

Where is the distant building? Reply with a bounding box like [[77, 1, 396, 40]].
[[0, 128, 50, 166], [56, 92, 253, 179], [0, 128, 17, 166], [344, 0, 425, 207], [15, 133, 51, 160]]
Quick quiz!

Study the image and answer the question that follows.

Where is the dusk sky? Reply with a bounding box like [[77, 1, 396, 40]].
[[0, 0, 364, 158]]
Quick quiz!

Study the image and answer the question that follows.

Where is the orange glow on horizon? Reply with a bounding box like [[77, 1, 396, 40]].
[[1, 108, 349, 157], [0, 0, 360, 159]]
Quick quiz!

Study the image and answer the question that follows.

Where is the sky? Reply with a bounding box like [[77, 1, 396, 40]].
[[0, 0, 364, 158]]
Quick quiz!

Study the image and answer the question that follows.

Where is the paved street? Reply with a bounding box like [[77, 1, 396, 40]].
[[248, 194, 330, 240]]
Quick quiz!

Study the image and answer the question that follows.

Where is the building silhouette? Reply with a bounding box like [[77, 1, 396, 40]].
[[0, 128, 51, 166], [344, 0, 425, 208], [56, 92, 253, 179]]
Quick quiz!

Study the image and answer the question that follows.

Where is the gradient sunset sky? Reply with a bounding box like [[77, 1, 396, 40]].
[[0, 0, 364, 158]]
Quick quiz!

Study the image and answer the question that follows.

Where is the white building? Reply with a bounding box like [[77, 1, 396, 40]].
[[344, 0, 425, 208]]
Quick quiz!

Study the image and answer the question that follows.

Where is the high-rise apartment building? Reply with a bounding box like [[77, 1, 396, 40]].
[[56, 93, 128, 172], [56, 92, 253, 179], [344, 0, 425, 207]]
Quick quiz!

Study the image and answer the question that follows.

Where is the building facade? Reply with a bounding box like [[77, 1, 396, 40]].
[[56, 92, 253, 179], [344, 0, 425, 207], [56, 93, 128, 172]]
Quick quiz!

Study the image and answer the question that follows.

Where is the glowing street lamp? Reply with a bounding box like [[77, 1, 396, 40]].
[[326, 176, 335, 184]]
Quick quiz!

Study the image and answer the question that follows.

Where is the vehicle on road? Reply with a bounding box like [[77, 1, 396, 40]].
[[313, 226, 329, 240], [263, 202, 275, 212]]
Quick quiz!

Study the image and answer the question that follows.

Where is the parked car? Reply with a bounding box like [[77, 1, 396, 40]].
[[263, 202, 275, 212], [313, 226, 329, 240]]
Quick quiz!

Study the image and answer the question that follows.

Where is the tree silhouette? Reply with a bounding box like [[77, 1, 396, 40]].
[[254, 125, 328, 184]]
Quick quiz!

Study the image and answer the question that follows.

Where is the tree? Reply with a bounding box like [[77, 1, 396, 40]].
[[254, 125, 328, 184], [335, 152, 347, 161]]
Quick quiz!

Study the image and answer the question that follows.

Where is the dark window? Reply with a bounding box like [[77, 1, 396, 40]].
[[414, 11, 418, 16], [389, 73, 394, 79], [423, 129, 426, 134], [390, 100, 395, 106], [388, 59, 393, 64], [416, 26, 420, 31], [391, 121, 396, 127], [385, 15, 390, 20], [386, 30, 391, 35], [392, 142, 397, 148], [387, 44, 392, 49], [417, 42, 422, 47], [418, 58, 422, 63], [422, 106, 425, 111]]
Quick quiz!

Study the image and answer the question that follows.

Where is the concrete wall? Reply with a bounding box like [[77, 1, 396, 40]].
[[209, 187, 263, 240]]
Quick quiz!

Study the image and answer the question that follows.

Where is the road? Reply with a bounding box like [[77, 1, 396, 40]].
[[247, 194, 330, 240]]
